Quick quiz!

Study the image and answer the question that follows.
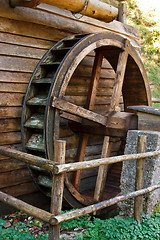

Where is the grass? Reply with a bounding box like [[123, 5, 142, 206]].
[[1, 213, 160, 239]]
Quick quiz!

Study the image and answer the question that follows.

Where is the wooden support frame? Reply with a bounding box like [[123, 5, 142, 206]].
[[0, 137, 160, 239]]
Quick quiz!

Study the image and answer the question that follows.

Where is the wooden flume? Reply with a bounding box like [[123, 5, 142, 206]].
[[9, 0, 118, 22]]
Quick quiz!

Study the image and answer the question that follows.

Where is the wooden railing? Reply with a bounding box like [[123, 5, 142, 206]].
[[0, 136, 160, 240]]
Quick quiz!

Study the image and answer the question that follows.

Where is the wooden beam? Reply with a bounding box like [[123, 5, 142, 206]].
[[0, 191, 57, 225], [9, 0, 118, 23], [54, 150, 160, 174], [52, 98, 107, 125], [0, 146, 54, 171], [110, 40, 129, 111], [53, 185, 160, 224], [70, 111, 138, 137]]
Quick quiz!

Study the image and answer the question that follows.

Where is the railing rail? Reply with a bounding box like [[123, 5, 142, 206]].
[[0, 136, 160, 239]]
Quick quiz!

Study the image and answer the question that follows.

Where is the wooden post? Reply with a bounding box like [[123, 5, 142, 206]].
[[118, 1, 127, 24], [49, 140, 66, 240], [134, 135, 147, 222]]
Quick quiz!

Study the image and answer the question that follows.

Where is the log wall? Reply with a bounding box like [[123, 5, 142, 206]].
[[0, 0, 141, 213]]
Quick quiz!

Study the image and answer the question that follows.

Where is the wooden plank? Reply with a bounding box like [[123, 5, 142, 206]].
[[0, 93, 24, 107], [0, 56, 39, 72], [0, 43, 47, 59], [0, 32, 55, 49], [0, 118, 21, 133], [0, 107, 22, 119], [1, 182, 38, 197], [0, 169, 32, 188], [75, 65, 115, 78], [0, 159, 26, 173], [134, 135, 147, 222], [66, 85, 113, 96], [0, 83, 28, 93], [0, 132, 21, 145], [52, 98, 107, 125], [0, 17, 69, 41], [0, 71, 31, 83]]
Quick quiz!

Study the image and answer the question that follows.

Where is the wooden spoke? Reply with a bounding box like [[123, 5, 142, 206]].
[[72, 51, 104, 190], [109, 40, 129, 111], [94, 40, 130, 205], [94, 136, 113, 202], [52, 98, 107, 125]]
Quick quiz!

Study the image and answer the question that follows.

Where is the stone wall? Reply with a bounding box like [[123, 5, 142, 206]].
[[119, 130, 160, 218]]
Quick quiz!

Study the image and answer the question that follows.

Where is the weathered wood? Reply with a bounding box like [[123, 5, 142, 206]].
[[72, 51, 104, 189], [0, 169, 32, 188], [54, 150, 160, 174], [94, 136, 112, 202], [0, 159, 25, 172], [0, 83, 27, 93], [49, 140, 66, 240], [0, 119, 21, 133], [1, 182, 37, 197], [0, 1, 140, 44], [118, 1, 127, 24], [0, 93, 24, 107], [110, 40, 129, 111], [70, 111, 138, 137], [10, 0, 118, 23], [128, 106, 160, 132], [0, 146, 55, 171], [0, 17, 69, 41], [0, 32, 54, 49], [134, 135, 147, 222], [0, 107, 22, 119], [0, 191, 57, 225], [0, 72, 31, 83], [0, 43, 47, 59], [53, 185, 160, 224], [0, 56, 38, 73], [0, 132, 21, 145], [52, 98, 107, 125]]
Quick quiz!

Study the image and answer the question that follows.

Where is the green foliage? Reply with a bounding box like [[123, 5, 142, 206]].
[[127, 0, 160, 101], [76, 214, 160, 240], [1, 214, 160, 239]]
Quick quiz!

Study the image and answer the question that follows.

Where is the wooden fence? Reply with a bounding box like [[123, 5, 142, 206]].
[[0, 136, 160, 239]]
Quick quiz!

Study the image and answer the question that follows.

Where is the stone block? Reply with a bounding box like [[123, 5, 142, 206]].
[[118, 130, 160, 218]]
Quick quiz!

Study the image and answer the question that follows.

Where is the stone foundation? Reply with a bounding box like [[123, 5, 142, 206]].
[[118, 130, 160, 218]]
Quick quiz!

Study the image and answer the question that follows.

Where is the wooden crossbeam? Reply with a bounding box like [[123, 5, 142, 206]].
[[52, 98, 107, 125]]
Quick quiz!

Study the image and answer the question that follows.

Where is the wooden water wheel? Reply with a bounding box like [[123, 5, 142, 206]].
[[21, 32, 151, 209]]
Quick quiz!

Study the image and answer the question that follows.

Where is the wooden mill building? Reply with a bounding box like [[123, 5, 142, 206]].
[[0, 0, 151, 214]]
